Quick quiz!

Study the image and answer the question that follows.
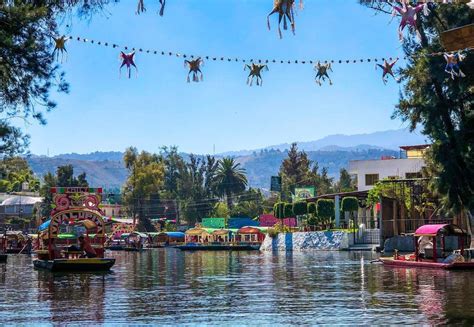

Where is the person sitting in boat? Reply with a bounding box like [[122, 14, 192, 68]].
[[78, 235, 97, 258]]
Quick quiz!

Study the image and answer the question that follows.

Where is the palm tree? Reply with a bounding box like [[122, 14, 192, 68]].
[[216, 157, 248, 209]]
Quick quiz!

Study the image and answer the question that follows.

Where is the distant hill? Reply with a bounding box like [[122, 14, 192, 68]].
[[219, 128, 427, 156], [27, 149, 398, 191]]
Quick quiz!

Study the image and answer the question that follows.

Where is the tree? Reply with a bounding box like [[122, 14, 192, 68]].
[[215, 157, 248, 209], [121, 149, 165, 231], [284, 203, 294, 218], [360, 2, 474, 214], [336, 168, 356, 193], [273, 202, 285, 219], [0, 157, 39, 192], [213, 202, 230, 218], [317, 199, 335, 227], [0, 2, 111, 156], [230, 188, 264, 218], [342, 197, 359, 228], [39, 165, 90, 218]]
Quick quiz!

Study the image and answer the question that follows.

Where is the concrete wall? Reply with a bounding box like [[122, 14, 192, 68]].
[[348, 158, 425, 191], [260, 231, 353, 251]]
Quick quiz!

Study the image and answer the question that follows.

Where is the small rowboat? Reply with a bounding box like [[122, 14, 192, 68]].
[[0, 254, 7, 263], [380, 257, 474, 270], [33, 258, 116, 272]]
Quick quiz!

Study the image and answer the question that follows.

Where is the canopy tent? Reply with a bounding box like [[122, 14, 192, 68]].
[[38, 219, 51, 232], [185, 228, 210, 236], [415, 224, 466, 237], [165, 232, 185, 238]]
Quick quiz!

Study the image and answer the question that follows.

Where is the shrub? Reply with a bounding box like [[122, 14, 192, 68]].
[[307, 202, 316, 214], [284, 203, 294, 218], [341, 197, 359, 213], [317, 199, 334, 222], [273, 202, 285, 219], [292, 201, 307, 216]]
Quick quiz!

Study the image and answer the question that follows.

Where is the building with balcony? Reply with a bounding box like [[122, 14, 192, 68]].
[[348, 145, 429, 191]]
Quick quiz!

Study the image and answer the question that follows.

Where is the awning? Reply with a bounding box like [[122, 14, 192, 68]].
[[38, 219, 51, 232], [166, 232, 185, 238], [185, 228, 209, 236], [414, 224, 465, 236], [238, 226, 264, 234]]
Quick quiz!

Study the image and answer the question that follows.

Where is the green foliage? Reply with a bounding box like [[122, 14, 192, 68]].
[[307, 202, 316, 215], [292, 201, 307, 216], [341, 197, 358, 213], [213, 202, 230, 218], [229, 188, 264, 218], [317, 199, 334, 221], [273, 202, 285, 219], [215, 157, 248, 208], [336, 168, 356, 193], [279, 143, 334, 200], [361, 2, 474, 213], [39, 164, 89, 218], [284, 203, 294, 218], [0, 157, 39, 193]]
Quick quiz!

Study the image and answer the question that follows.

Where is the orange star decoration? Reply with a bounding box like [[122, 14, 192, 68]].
[[376, 59, 398, 85], [184, 58, 204, 83], [245, 63, 269, 86]]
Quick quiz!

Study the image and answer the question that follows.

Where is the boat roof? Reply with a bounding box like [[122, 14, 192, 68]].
[[415, 224, 465, 236]]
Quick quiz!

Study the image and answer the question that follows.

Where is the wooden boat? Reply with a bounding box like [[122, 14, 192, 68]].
[[176, 243, 260, 251], [381, 224, 474, 270], [33, 258, 115, 272], [0, 254, 7, 263], [34, 187, 116, 272], [380, 257, 474, 270]]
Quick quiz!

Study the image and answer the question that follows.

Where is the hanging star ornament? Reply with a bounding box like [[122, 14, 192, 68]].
[[159, 0, 166, 16], [184, 58, 204, 83], [267, 0, 303, 39], [376, 59, 398, 85], [244, 63, 269, 86], [444, 52, 466, 79], [119, 51, 138, 78], [52, 35, 70, 63], [392, 1, 428, 41], [314, 62, 333, 86], [136, 0, 145, 14]]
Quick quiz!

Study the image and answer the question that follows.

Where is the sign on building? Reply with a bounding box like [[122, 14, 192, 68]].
[[293, 187, 315, 201], [270, 176, 282, 192]]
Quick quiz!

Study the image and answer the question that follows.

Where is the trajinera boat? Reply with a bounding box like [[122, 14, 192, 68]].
[[33, 187, 115, 272], [176, 226, 265, 251], [381, 224, 474, 270]]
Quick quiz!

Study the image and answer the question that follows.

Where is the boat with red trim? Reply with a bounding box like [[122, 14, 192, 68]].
[[381, 224, 474, 270]]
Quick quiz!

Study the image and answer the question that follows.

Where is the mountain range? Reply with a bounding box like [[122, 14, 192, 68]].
[[26, 129, 426, 190]]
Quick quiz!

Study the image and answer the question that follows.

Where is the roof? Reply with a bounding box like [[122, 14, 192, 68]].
[[238, 226, 264, 234], [166, 232, 185, 238], [1, 195, 43, 206], [414, 224, 465, 236], [399, 144, 430, 151]]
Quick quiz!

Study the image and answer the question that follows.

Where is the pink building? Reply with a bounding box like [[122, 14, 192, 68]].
[[259, 214, 296, 227]]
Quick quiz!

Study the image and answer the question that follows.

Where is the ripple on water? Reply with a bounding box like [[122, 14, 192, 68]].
[[0, 250, 473, 325]]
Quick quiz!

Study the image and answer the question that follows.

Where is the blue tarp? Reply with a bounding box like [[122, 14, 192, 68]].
[[166, 232, 185, 238], [38, 219, 51, 232], [228, 218, 259, 229]]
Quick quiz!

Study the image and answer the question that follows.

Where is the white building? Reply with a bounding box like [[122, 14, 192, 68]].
[[348, 145, 429, 191]]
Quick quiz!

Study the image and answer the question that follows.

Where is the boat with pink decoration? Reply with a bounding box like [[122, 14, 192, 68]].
[[381, 224, 474, 270]]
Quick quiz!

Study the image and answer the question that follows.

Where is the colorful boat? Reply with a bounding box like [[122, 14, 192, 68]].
[[122, 232, 148, 251], [33, 187, 116, 272], [381, 224, 474, 270], [147, 232, 185, 248], [177, 226, 264, 251], [0, 231, 31, 254]]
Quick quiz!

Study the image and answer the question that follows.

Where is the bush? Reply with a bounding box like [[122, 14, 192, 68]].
[[273, 202, 285, 219], [341, 197, 358, 213], [317, 199, 334, 222], [292, 201, 307, 216], [307, 202, 316, 214], [284, 203, 294, 218]]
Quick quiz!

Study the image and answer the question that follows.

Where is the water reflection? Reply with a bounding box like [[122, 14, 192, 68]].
[[0, 250, 472, 324]]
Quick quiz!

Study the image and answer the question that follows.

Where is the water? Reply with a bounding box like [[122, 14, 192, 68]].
[[1, 250, 473, 325]]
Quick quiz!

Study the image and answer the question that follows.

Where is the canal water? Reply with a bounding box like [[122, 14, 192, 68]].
[[1, 250, 473, 325]]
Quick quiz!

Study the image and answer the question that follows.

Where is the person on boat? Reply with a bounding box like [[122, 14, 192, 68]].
[[48, 238, 62, 259], [78, 235, 97, 258]]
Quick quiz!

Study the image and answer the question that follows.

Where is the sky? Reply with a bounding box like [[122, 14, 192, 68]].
[[22, 0, 411, 156]]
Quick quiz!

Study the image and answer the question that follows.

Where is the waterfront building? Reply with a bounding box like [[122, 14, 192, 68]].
[[348, 144, 429, 191]]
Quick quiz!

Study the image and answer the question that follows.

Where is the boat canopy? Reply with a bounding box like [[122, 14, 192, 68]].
[[166, 232, 185, 238], [185, 228, 210, 236], [415, 224, 466, 237], [238, 226, 264, 234], [121, 232, 148, 239], [212, 229, 232, 236], [38, 219, 51, 232]]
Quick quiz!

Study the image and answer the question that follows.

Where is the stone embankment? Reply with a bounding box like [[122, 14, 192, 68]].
[[260, 231, 352, 251]]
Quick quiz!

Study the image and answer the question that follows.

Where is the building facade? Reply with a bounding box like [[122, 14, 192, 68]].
[[348, 145, 429, 191]]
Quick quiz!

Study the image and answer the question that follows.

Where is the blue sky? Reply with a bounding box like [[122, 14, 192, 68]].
[[23, 0, 410, 156]]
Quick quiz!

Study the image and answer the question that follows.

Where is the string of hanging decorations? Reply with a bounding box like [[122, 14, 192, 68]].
[[53, 35, 471, 85]]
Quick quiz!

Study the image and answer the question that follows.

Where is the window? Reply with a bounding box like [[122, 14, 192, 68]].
[[405, 172, 422, 179], [388, 176, 398, 180], [365, 174, 379, 186]]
